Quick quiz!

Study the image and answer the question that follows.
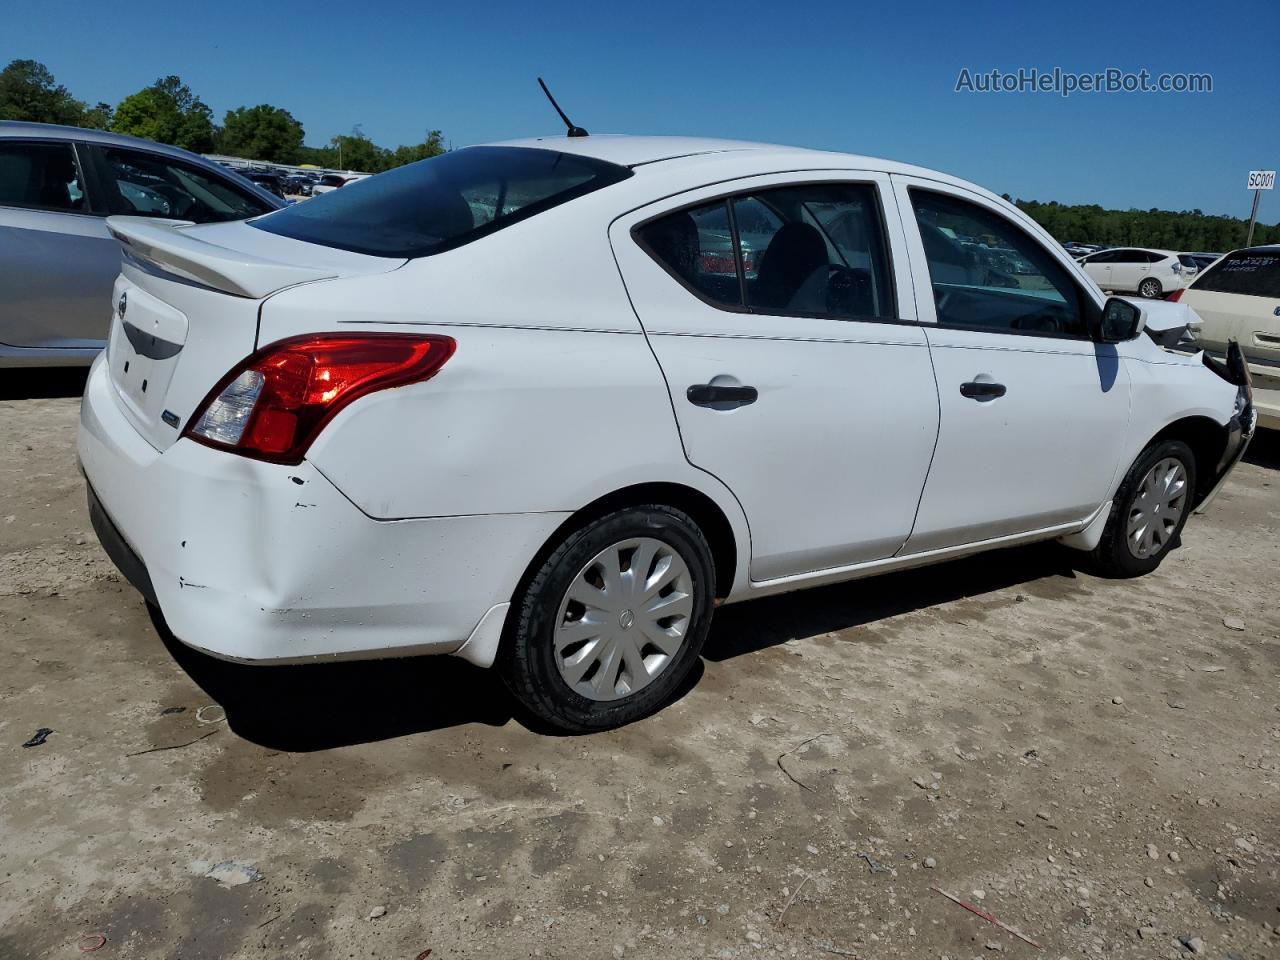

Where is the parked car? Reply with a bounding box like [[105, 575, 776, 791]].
[[78, 136, 1254, 732], [1175, 245, 1280, 430], [240, 170, 289, 199], [281, 173, 313, 197], [0, 122, 283, 367], [311, 173, 351, 195], [1077, 247, 1187, 299]]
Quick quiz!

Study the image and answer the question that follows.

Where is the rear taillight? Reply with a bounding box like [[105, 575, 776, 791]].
[[185, 333, 455, 464], [1166, 288, 1184, 302]]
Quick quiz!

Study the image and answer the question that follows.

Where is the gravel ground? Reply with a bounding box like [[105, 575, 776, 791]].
[[1, 375, 1277, 960]]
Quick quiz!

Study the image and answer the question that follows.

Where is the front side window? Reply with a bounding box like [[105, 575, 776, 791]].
[[0, 140, 86, 213], [1193, 250, 1280, 298], [637, 182, 896, 321], [910, 190, 1086, 338], [253, 146, 633, 258], [96, 147, 273, 223]]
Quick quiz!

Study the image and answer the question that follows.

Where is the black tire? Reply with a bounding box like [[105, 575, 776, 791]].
[[1090, 439, 1196, 578], [499, 505, 716, 732], [1138, 277, 1162, 299]]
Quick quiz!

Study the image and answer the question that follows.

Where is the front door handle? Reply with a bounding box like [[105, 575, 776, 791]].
[[687, 383, 758, 408], [959, 380, 1007, 401]]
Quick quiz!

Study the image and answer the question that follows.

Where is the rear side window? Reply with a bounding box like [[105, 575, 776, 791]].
[[0, 140, 86, 213], [1193, 250, 1280, 298], [910, 189, 1086, 338], [95, 146, 274, 223], [252, 146, 633, 258], [637, 182, 896, 321]]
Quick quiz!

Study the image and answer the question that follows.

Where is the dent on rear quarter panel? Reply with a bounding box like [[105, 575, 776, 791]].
[[304, 323, 689, 518], [260, 195, 699, 520]]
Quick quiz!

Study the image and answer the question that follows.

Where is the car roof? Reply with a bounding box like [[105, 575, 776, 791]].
[[485, 133, 982, 183], [0, 120, 215, 164], [0, 120, 285, 208]]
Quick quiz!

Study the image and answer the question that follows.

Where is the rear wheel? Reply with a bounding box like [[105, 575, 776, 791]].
[[1090, 440, 1196, 577], [500, 505, 715, 732], [1138, 277, 1162, 299]]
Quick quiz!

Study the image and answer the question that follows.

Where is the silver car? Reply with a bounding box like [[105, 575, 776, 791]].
[[0, 122, 283, 367]]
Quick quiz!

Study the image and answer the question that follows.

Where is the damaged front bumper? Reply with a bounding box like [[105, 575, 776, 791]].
[[1195, 341, 1256, 513]]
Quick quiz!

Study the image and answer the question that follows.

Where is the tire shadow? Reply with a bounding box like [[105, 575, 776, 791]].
[[148, 543, 1078, 750], [149, 605, 517, 751], [704, 541, 1080, 662], [1243, 428, 1280, 470]]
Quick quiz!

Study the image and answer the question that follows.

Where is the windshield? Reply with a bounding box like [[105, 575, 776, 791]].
[[251, 146, 633, 258]]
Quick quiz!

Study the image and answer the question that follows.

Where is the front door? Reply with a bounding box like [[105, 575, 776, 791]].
[[611, 174, 940, 581], [894, 177, 1131, 553]]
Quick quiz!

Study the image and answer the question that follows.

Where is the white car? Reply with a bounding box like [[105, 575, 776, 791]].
[[78, 136, 1255, 731], [1177, 245, 1280, 430], [310, 173, 369, 195], [1077, 247, 1187, 299]]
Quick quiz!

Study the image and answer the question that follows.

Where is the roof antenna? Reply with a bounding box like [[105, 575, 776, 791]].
[[537, 77, 588, 137]]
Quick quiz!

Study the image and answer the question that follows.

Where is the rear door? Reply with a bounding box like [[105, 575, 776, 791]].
[[83, 143, 277, 224], [611, 173, 940, 582], [0, 138, 118, 349], [893, 177, 1131, 552], [1109, 249, 1145, 292]]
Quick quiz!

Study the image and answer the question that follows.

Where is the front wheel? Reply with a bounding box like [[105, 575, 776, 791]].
[[1090, 440, 1196, 577], [500, 505, 716, 732], [1137, 277, 1162, 299]]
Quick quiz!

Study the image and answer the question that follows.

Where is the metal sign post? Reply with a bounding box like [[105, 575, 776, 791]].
[[1245, 170, 1275, 247]]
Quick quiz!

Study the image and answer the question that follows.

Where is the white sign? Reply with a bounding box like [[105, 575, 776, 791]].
[[1247, 170, 1275, 190]]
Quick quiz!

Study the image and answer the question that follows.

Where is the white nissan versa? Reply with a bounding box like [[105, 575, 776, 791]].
[[78, 135, 1256, 731]]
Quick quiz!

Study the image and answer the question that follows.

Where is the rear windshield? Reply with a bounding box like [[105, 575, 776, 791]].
[[251, 146, 633, 258], [1193, 249, 1280, 298]]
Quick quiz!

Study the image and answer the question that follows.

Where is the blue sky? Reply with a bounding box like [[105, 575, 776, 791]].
[[6, 0, 1275, 220]]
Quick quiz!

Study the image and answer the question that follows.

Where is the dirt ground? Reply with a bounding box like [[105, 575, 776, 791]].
[[2, 370, 1277, 960]]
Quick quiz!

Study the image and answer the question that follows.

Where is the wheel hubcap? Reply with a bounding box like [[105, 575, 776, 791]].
[[553, 537, 694, 702], [1126, 457, 1188, 559]]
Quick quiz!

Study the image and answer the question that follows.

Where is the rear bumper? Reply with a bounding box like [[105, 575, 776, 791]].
[[77, 355, 564, 663]]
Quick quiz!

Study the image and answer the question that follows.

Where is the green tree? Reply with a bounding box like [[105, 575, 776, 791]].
[[80, 101, 113, 130], [388, 130, 446, 168], [329, 130, 389, 172], [0, 59, 84, 124], [112, 76, 215, 152], [218, 104, 304, 163], [1015, 198, 1279, 251]]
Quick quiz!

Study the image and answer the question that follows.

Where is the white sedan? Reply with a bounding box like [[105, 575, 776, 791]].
[[1077, 247, 1187, 299], [79, 136, 1255, 731]]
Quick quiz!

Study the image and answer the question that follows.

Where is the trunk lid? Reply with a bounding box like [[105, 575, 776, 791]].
[[104, 216, 405, 451]]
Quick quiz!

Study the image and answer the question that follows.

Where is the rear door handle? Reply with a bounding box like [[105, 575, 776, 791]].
[[687, 383, 758, 408], [959, 381, 1007, 400]]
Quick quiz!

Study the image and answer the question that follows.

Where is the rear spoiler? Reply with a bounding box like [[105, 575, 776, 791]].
[[107, 216, 336, 298]]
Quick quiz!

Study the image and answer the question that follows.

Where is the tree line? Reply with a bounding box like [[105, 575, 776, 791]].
[[1009, 196, 1278, 252], [0, 59, 444, 172]]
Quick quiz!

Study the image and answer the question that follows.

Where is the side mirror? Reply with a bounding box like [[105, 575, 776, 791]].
[[1093, 297, 1144, 343]]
